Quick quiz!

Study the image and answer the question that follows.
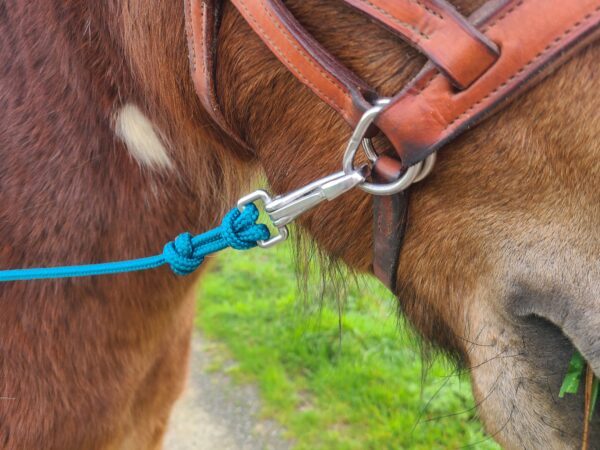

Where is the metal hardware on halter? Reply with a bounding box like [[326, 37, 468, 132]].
[[344, 98, 436, 195], [238, 98, 437, 248], [237, 170, 366, 248], [361, 137, 437, 184]]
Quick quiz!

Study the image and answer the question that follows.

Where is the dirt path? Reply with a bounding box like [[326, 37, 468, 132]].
[[164, 334, 292, 450]]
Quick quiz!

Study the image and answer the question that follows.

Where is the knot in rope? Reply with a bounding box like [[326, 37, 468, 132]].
[[163, 232, 204, 276], [220, 204, 270, 250], [162, 204, 270, 276]]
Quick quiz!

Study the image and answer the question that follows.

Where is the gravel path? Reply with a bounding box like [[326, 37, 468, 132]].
[[164, 334, 292, 450]]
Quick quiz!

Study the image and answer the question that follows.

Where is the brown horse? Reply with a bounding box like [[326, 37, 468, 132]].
[[0, 0, 598, 449]]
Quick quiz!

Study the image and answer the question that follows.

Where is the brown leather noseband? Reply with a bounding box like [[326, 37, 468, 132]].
[[185, 0, 600, 291]]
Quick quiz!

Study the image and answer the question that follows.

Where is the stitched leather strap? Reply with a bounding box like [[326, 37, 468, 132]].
[[340, 0, 499, 89], [185, 0, 255, 156], [230, 0, 378, 127], [376, 0, 600, 167]]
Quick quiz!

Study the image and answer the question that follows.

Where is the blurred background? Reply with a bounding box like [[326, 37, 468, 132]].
[[167, 239, 501, 450]]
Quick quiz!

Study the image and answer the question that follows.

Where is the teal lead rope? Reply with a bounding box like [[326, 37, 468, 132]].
[[0, 204, 270, 282]]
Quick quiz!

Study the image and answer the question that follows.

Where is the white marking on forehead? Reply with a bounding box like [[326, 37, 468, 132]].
[[115, 104, 173, 170]]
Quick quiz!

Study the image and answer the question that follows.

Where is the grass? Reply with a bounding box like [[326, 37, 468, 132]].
[[195, 241, 501, 450]]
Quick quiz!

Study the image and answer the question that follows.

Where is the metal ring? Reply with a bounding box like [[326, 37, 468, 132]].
[[413, 152, 437, 183], [361, 137, 378, 163], [365, 162, 423, 195], [343, 98, 427, 195], [363, 138, 437, 185]]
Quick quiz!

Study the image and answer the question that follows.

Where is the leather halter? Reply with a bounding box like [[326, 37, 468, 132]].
[[185, 0, 600, 291]]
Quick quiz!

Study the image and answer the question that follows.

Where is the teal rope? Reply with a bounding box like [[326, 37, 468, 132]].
[[0, 204, 269, 282]]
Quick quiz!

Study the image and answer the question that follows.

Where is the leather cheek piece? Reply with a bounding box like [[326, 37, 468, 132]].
[[185, 0, 256, 157]]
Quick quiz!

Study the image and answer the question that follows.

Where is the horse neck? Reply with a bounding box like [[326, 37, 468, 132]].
[[0, 2, 252, 318]]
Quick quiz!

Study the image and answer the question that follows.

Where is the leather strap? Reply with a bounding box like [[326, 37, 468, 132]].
[[340, 0, 499, 89], [188, 0, 600, 168], [229, 0, 378, 127], [185, 0, 255, 156], [376, 0, 600, 167], [372, 156, 408, 291]]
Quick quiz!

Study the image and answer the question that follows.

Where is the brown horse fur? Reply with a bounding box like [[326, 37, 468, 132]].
[[0, 0, 598, 449]]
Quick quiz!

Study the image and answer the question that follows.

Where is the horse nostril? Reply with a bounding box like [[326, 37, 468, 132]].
[[505, 284, 574, 370], [515, 313, 574, 366], [506, 284, 571, 327], [505, 284, 599, 376]]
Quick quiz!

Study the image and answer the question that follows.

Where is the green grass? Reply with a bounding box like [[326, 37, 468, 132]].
[[195, 242, 501, 450]]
